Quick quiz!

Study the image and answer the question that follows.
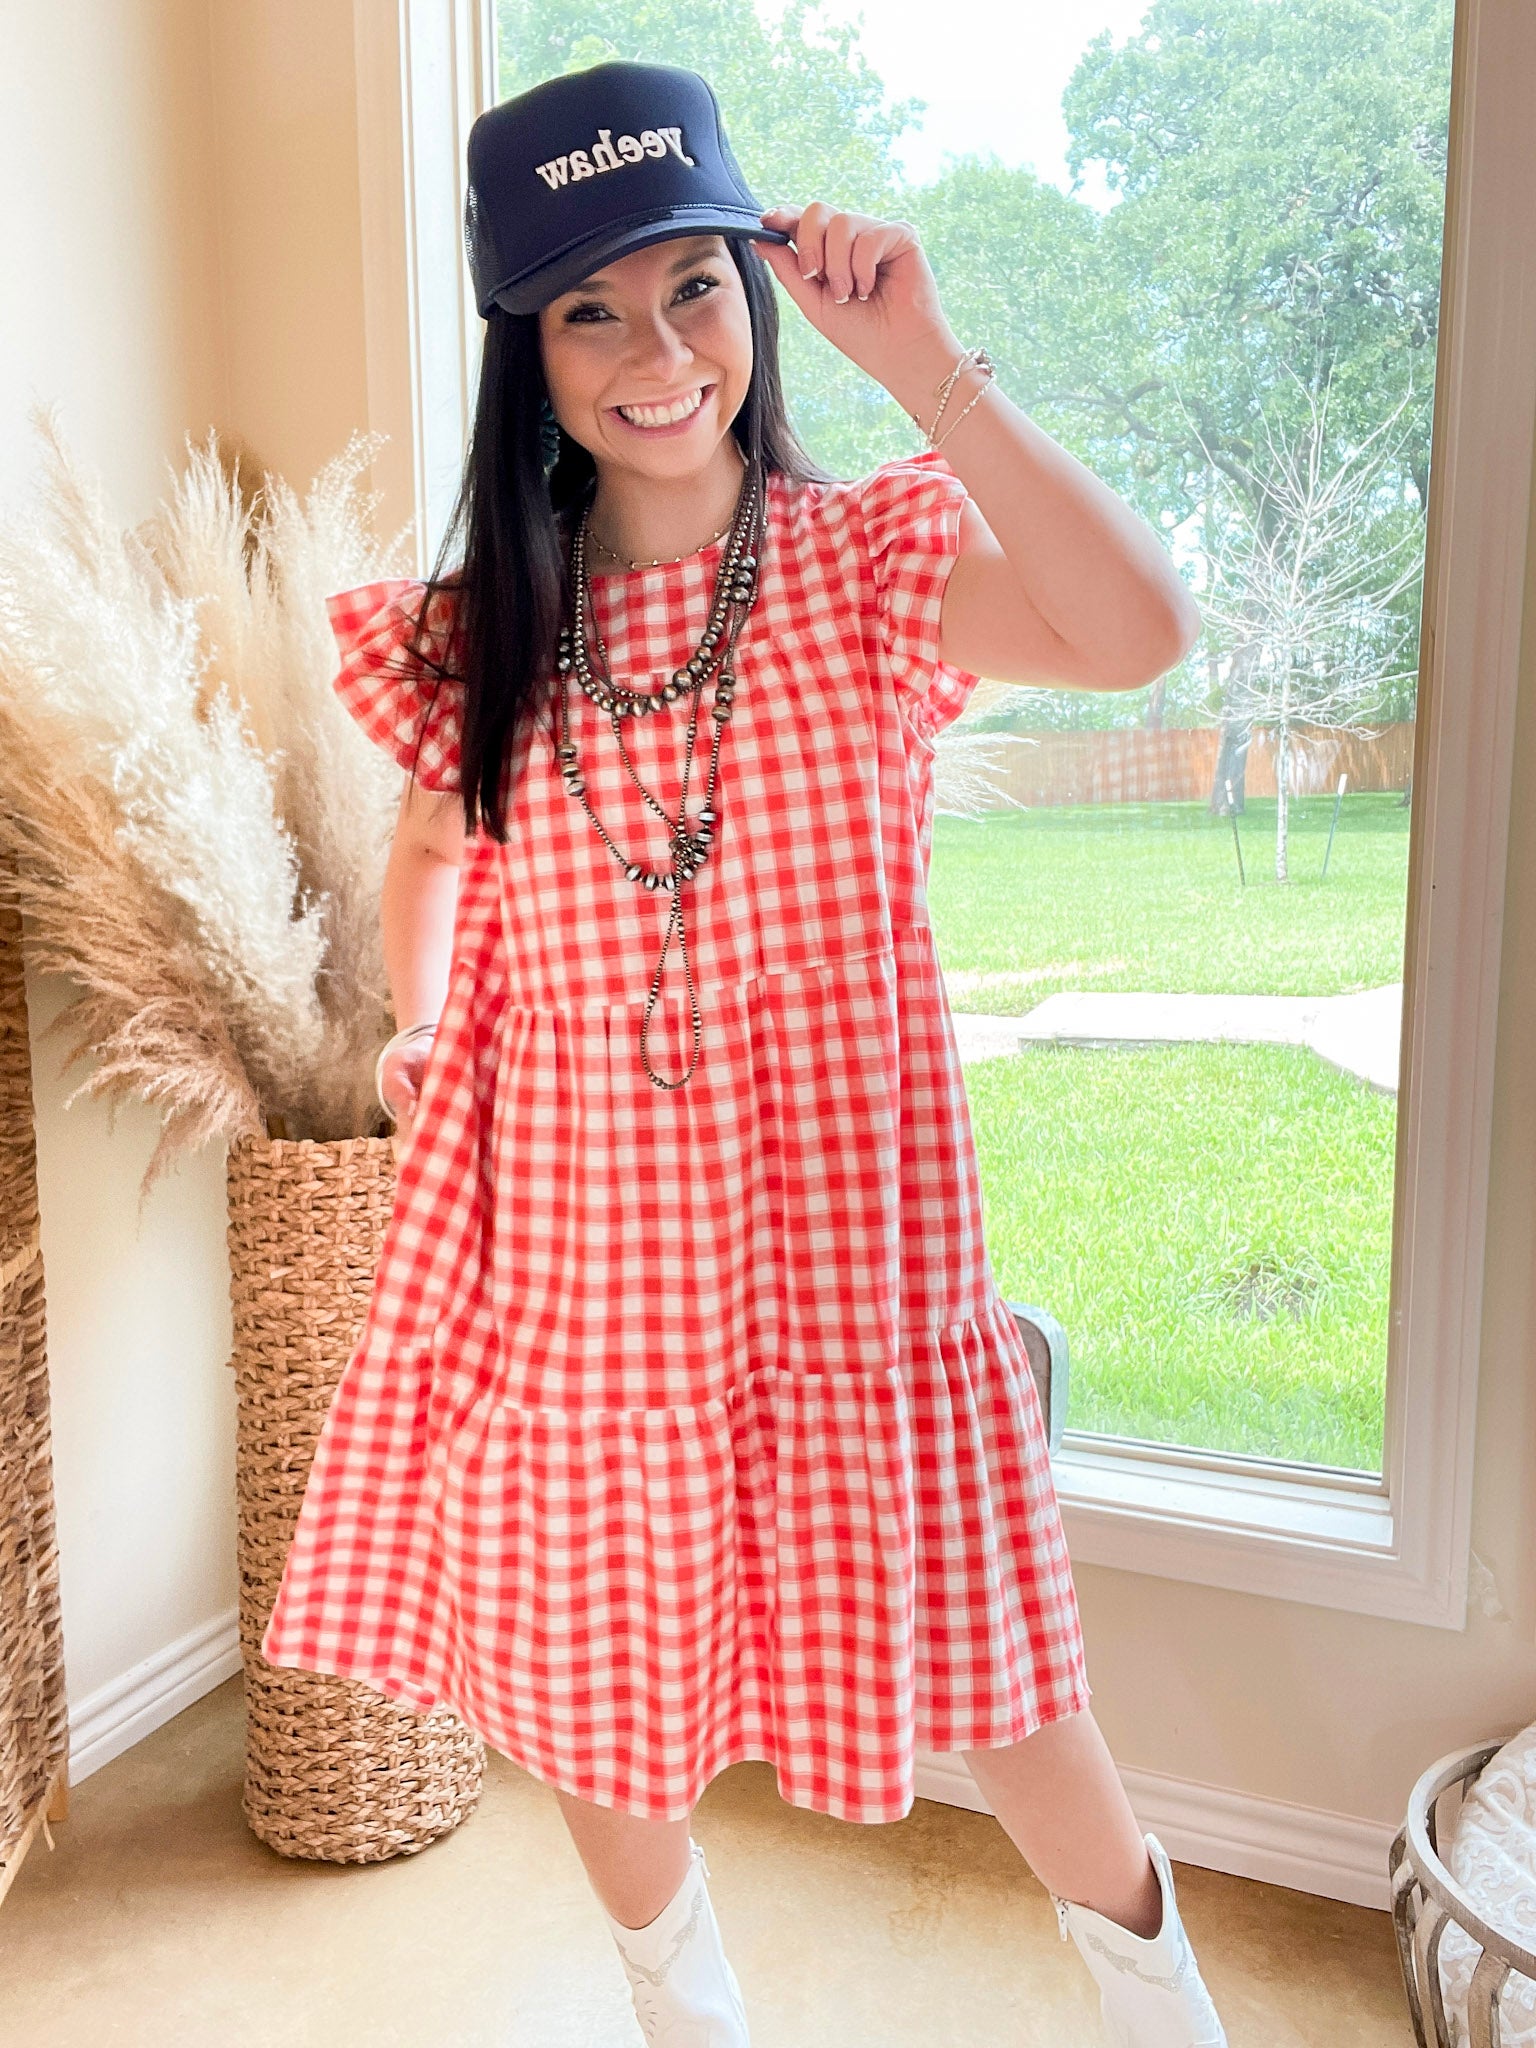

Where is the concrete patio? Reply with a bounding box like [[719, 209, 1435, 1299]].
[[948, 983, 1403, 1094]]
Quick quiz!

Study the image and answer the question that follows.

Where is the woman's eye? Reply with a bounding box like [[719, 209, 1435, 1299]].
[[563, 272, 720, 323]]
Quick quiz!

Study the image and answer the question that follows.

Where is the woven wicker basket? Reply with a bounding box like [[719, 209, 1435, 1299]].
[[227, 1129, 484, 1863], [0, 892, 70, 1905]]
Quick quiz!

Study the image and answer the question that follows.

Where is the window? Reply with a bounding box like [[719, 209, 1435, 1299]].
[[358, 0, 1534, 1624]]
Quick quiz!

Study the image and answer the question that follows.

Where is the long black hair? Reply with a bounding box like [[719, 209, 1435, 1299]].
[[401, 235, 833, 841]]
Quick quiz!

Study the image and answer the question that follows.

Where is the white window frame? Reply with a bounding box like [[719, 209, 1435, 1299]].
[[353, 0, 491, 574], [350, 0, 1535, 1630]]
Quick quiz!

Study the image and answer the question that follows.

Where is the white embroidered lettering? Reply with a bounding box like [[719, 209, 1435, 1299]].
[[534, 122, 695, 192]]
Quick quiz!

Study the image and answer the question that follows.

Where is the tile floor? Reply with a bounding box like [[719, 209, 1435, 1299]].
[[1, 1675, 1414, 2046]]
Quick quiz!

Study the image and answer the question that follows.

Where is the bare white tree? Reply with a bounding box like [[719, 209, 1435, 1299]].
[[1186, 365, 1423, 880]]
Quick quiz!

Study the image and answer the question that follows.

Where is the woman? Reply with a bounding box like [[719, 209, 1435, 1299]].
[[262, 58, 1223, 2048]]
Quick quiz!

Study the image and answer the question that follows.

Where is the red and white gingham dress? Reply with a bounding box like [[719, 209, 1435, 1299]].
[[260, 448, 1091, 1823]]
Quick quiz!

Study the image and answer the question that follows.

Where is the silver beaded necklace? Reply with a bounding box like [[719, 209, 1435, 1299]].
[[553, 462, 766, 1090]]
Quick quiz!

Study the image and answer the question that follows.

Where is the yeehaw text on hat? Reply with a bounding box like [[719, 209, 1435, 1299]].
[[535, 126, 695, 190]]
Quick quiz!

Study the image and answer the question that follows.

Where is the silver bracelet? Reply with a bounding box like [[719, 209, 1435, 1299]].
[[915, 346, 996, 448], [374, 1020, 437, 1121]]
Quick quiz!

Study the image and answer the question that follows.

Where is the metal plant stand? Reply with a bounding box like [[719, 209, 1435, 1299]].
[[1390, 1739, 1536, 2046]]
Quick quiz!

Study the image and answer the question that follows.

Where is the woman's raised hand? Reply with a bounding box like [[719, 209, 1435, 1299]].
[[750, 202, 957, 393]]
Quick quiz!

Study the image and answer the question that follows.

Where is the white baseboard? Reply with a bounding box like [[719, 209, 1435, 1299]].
[[65, 1613, 1397, 1914], [915, 1751, 1396, 1912], [66, 1610, 243, 1785]]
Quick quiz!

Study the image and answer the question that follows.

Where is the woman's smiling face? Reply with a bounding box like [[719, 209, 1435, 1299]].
[[537, 232, 754, 477]]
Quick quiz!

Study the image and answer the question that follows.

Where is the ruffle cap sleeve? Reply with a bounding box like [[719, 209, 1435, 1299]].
[[857, 448, 985, 744], [325, 577, 464, 794]]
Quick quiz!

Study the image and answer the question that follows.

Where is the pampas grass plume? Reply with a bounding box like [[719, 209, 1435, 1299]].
[[0, 404, 416, 1211]]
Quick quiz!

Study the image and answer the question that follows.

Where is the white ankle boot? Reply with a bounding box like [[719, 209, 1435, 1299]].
[[1050, 1831, 1228, 2047], [601, 1837, 751, 2046]]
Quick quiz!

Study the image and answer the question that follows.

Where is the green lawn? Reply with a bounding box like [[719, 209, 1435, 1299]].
[[928, 795, 1409, 1471], [962, 1043, 1394, 1470], [929, 792, 1411, 1008]]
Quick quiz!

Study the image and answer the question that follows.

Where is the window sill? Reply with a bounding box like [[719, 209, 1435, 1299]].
[[1050, 1435, 1459, 1629]]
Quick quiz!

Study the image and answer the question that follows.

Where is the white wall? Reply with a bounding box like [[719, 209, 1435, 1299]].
[[0, 4, 226, 514], [0, 0, 378, 1782], [1, 2, 242, 1776], [22, 972, 238, 1770]]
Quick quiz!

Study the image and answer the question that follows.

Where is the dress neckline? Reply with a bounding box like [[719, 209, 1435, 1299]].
[[560, 471, 784, 585], [586, 535, 727, 582]]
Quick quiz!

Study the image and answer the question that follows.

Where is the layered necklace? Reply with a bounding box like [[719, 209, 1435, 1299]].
[[553, 459, 766, 1090]]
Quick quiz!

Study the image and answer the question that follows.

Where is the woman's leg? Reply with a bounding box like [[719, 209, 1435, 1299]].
[[552, 1785, 698, 1929], [962, 1705, 1164, 1938], [554, 1712, 1155, 1933]]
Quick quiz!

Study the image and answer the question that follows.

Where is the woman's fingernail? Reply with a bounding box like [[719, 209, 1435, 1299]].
[[834, 292, 848, 304], [857, 290, 869, 301]]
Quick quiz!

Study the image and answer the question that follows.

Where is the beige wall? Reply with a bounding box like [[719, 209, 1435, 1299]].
[[0, 0, 376, 1764], [2, 4, 1532, 1856], [206, 4, 369, 500], [0, 5, 226, 519], [2, 3, 234, 1749]]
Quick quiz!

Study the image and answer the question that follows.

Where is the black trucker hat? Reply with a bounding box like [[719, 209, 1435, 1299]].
[[463, 59, 792, 318]]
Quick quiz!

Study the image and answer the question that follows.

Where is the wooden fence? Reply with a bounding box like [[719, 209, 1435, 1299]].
[[967, 720, 1416, 809]]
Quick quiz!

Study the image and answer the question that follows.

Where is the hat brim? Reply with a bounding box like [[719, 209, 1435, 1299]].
[[484, 207, 794, 316]]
